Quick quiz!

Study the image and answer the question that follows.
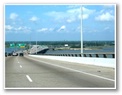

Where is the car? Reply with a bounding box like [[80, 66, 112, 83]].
[[19, 52, 24, 56], [12, 52, 18, 56], [5, 52, 7, 57], [8, 52, 12, 56]]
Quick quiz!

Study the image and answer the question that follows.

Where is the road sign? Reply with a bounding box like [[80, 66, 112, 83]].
[[16, 43, 26, 48], [10, 43, 15, 48], [10, 43, 26, 48]]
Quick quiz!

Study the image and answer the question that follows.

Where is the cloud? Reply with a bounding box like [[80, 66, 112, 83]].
[[49, 28, 54, 31], [95, 8, 114, 21], [66, 8, 81, 22], [46, 6, 95, 23], [60, 25, 66, 29], [82, 7, 95, 15], [67, 7, 95, 21], [10, 13, 18, 20], [95, 12, 114, 21], [22, 26, 31, 33], [37, 27, 55, 33], [15, 26, 31, 33], [57, 25, 66, 32], [82, 14, 89, 19], [66, 18, 75, 23], [5, 25, 13, 30], [5, 24, 31, 33], [29, 16, 38, 22], [78, 7, 95, 20], [15, 26, 24, 31], [37, 28, 48, 32], [104, 27, 110, 30]]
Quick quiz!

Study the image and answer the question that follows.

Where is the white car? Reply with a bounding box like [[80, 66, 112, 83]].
[[12, 52, 18, 56]]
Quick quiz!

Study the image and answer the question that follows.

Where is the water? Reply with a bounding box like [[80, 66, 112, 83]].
[[5, 47, 114, 54], [45, 47, 114, 54], [5, 48, 25, 53], [5, 47, 114, 58]]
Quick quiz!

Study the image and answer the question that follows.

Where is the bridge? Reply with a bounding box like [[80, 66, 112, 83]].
[[5, 50, 115, 88], [5, 45, 115, 88], [43, 52, 115, 58], [28, 45, 49, 54]]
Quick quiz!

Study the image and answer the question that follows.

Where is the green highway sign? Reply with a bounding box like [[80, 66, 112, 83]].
[[16, 43, 26, 48], [10, 43, 26, 48], [10, 43, 15, 48]]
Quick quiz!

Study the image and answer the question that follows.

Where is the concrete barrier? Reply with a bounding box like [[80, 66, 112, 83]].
[[44, 53, 115, 58], [29, 55, 115, 68]]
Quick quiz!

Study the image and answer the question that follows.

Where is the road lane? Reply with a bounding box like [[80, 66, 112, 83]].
[[5, 56, 32, 87], [5, 56, 115, 88], [25, 55, 115, 80]]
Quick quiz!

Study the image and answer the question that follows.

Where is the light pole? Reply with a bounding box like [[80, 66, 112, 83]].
[[36, 32, 37, 54], [30, 33, 32, 54], [80, 5, 83, 55]]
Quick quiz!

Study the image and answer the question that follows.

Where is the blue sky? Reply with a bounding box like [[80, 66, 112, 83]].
[[5, 4, 115, 41]]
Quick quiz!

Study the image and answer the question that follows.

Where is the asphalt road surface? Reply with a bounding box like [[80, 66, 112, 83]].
[[5, 56, 115, 88]]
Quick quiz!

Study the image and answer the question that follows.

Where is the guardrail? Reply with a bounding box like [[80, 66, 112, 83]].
[[43, 52, 115, 58]]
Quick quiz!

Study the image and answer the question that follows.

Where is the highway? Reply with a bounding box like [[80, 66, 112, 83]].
[[5, 55, 115, 88]]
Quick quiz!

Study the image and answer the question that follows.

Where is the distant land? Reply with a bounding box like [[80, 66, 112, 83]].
[[5, 41, 115, 50]]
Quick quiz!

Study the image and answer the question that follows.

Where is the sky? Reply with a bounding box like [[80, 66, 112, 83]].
[[5, 4, 115, 41]]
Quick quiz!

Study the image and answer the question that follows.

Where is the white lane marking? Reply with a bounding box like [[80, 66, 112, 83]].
[[16, 56, 20, 63], [20, 65, 22, 68], [26, 75, 33, 82], [16, 57, 18, 62], [26, 56, 115, 82]]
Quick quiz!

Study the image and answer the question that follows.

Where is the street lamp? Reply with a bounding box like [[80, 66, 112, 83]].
[[36, 32, 37, 54], [80, 5, 83, 55]]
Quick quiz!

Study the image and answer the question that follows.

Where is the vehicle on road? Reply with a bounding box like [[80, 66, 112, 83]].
[[5, 52, 7, 57], [19, 52, 24, 56], [8, 52, 12, 56], [12, 52, 18, 56]]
